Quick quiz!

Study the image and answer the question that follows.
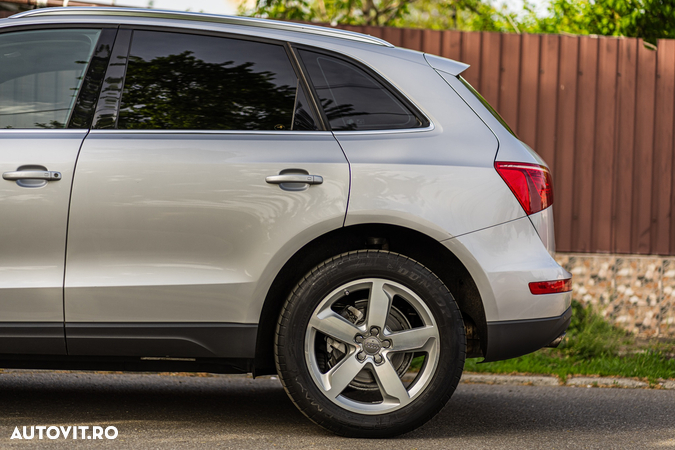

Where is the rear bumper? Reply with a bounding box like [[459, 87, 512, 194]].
[[443, 216, 572, 323], [483, 306, 572, 362]]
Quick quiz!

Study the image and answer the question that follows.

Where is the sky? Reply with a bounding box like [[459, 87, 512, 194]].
[[82, 0, 548, 18]]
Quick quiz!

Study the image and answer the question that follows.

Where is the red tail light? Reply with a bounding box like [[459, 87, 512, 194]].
[[529, 278, 572, 295], [494, 161, 554, 216]]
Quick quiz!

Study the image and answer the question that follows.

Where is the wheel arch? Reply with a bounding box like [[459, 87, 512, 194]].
[[253, 223, 487, 376]]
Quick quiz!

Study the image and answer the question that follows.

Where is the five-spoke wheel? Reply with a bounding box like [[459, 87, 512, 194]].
[[305, 278, 440, 414], [275, 251, 466, 437]]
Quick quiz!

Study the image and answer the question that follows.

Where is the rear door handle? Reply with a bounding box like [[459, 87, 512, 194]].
[[3, 171, 62, 181], [265, 174, 323, 185]]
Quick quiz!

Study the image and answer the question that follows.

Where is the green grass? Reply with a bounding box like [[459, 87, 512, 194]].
[[463, 301, 675, 382]]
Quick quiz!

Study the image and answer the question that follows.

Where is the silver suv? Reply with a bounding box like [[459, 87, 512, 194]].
[[0, 7, 572, 437]]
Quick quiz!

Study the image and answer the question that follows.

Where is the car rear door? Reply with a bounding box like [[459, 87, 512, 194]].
[[0, 26, 114, 355], [64, 28, 349, 358]]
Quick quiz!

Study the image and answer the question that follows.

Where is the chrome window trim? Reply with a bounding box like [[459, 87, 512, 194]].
[[0, 129, 89, 134], [10, 7, 394, 48], [88, 129, 334, 136], [332, 123, 436, 136], [86, 128, 435, 136]]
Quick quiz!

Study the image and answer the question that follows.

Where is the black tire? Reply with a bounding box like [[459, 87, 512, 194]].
[[275, 250, 466, 438]]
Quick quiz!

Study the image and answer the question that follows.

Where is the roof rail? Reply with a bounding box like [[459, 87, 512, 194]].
[[9, 7, 394, 48]]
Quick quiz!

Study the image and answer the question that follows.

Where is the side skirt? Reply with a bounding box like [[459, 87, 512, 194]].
[[0, 354, 252, 374], [65, 323, 258, 358], [0, 323, 66, 355]]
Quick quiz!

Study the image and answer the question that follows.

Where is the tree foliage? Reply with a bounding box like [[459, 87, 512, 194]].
[[247, 0, 412, 26], [243, 0, 675, 44], [391, 0, 520, 32], [245, 0, 521, 30], [520, 0, 675, 43]]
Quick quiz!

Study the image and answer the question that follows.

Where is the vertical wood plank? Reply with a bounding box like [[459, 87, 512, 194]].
[[402, 28, 423, 51], [339, 25, 362, 33], [382, 26, 403, 47], [422, 29, 442, 56], [461, 31, 482, 87], [480, 32, 502, 108], [672, 111, 675, 254], [498, 33, 521, 131], [441, 30, 462, 61], [613, 38, 638, 254], [553, 35, 579, 252], [653, 40, 675, 255], [591, 37, 619, 253], [631, 42, 657, 253], [536, 35, 560, 177], [572, 36, 599, 252], [517, 33, 540, 149], [364, 25, 384, 39]]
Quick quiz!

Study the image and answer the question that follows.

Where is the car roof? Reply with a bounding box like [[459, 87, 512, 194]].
[[8, 7, 394, 48]]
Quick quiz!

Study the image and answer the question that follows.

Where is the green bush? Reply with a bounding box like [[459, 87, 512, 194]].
[[563, 300, 628, 359]]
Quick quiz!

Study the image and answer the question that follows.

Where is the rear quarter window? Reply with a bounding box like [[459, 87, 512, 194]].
[[299, 49, 426, 131]]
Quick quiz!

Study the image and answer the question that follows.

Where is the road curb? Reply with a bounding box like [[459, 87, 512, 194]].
[[566, 376, 649, 388], [3, 369, 673, 389], [461, 374, 560, 386], [461, 373, 675, 389]]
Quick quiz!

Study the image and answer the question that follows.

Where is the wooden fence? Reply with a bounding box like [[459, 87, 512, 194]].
[[334, 25, 675, 256]]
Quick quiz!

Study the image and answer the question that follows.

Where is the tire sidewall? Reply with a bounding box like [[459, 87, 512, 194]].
[[276, 251, 466, 437]]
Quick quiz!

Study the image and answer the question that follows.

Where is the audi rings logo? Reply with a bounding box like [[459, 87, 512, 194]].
[[363, 338, 381, 354]]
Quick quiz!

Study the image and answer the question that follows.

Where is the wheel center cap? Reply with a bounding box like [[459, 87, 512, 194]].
[[362, 337, 382, 355]]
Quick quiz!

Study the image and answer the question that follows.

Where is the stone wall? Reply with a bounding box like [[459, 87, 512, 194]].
[[555, 253, 675, 338]]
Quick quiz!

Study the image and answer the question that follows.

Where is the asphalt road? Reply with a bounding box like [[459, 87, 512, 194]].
[[0, 370, 673, 449]]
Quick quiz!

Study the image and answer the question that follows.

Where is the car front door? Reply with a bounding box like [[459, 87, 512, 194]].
[[63, 29, 350, 357], [0, 27, 113, 354]]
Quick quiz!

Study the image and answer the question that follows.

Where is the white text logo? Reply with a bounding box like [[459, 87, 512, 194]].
[[10, 426, 118, 440]]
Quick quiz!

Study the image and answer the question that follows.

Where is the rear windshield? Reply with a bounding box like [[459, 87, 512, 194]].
[[458, 76, 517, 138]]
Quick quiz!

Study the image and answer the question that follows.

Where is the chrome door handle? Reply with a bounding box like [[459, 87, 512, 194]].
[[3, 170, 62, 181], [265, 174, 323, 185]]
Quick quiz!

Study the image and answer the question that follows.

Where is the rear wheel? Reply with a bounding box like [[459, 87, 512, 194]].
[[275, 250, 466, 437]]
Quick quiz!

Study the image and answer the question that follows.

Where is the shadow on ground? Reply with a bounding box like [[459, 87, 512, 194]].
[[0, 371, 674, 448]]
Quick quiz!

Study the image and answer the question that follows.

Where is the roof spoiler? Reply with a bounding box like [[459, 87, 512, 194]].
[[424, 53, 469, 76]]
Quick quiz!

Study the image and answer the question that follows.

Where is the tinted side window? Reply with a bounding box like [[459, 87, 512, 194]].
[[118, 31, 316, 131], [0, 29, 101, 129], [299, 49, 423, 131]]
